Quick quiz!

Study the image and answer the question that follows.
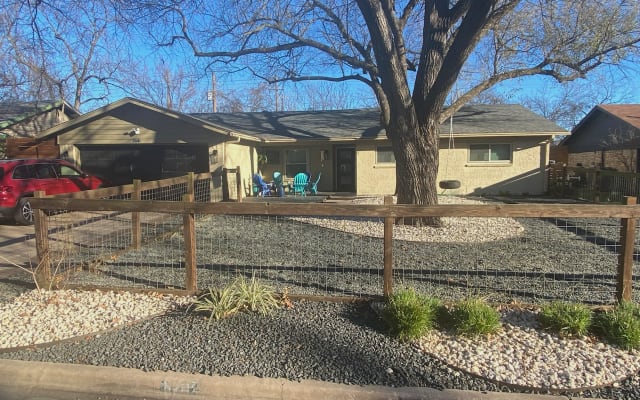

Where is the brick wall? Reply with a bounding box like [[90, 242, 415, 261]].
[[568, 150, 637, 172]]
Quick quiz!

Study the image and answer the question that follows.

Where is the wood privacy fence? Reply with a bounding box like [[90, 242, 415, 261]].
[[548, 165, 640, 203], [30, 194, 640, 303]]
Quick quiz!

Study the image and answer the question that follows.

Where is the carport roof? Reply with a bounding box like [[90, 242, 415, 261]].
[[192, 104, 566, 142]]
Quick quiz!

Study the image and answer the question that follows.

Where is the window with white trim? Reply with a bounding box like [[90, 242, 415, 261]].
[[376, 146, 396, 164], [469, 144, 512, 163], [285, 149, 308, 177]]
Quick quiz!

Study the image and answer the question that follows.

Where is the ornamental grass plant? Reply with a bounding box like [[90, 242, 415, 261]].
[[381, 288, 441, 342], [538, 301, 592, 337], [593, 301, 640, 351], [444, 298, 501, 338], [189, 275, 281, 322]]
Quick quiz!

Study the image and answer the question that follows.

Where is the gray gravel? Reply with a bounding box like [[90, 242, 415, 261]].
[[0, 296, 638, 399], [62, 212, 636, 305]]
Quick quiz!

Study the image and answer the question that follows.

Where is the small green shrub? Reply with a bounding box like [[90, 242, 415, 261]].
[[189, 275, 281, 322], [381, 288, 441, 341], [234, 275, 281, 316], [446, 298, 501, 337], [593, 302, 640, 350], [539, 302, 592, 337], [190, 287, 242, 322]]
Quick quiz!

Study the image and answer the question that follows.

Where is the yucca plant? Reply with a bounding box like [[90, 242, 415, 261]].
[[446, 298, 501, 337], [538, 301, 592, 337], [233, 275, 281, 316], [381, 288, 441, 341], [593, 302, 640, 351]]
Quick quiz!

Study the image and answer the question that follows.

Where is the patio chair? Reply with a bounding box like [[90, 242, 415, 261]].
[[252, 173, 271, 197], [272, 171, 285, 197], [292, 172, 309, 196], [308, 172, 321, 195]]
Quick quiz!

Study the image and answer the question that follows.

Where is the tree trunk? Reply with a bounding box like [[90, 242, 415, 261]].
[[388, 111, 441, 227]]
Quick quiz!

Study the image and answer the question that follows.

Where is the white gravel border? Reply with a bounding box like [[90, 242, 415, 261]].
[[292, 196, 525, 243]]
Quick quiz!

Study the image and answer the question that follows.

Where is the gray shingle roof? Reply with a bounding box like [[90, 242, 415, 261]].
[[192, 104, 565, 141], [0, 100, 79, 129]]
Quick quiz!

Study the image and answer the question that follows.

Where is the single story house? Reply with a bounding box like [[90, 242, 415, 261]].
[[561, 104, 640, 172], [36, 97, 566, 196], [0, 100, 80, 158]]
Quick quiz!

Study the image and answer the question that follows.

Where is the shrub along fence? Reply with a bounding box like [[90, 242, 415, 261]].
[[29, 191, 640, 305]]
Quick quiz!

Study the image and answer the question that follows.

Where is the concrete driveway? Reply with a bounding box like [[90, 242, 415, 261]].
[[0, 220, 38, 276]]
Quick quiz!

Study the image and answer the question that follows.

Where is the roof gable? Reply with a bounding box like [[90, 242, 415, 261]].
[[598, 104, 640, 130], [564, 104, 640, 151], [0, 100, 79, 130], [38, 97, 254, 141]]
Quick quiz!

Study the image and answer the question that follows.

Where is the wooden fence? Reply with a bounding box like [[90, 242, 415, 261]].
[[548, 165, 640, 203], [30, 194, 640, 303]]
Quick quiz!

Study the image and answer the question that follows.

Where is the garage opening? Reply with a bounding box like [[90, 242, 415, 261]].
[[77, 145, 209, 186]]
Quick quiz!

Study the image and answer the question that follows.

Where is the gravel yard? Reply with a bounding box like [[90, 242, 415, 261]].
[[2, 196, 640, 398], [57, 196, 636, 305]]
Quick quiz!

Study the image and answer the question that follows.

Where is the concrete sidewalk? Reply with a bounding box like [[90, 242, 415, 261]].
[[0, 359, 586, 400]]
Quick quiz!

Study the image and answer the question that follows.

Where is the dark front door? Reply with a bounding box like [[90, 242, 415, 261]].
[[336, 147, 356, 192]]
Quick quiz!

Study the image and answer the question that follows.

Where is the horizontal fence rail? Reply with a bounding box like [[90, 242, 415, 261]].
[[29, 195, 640, 305]]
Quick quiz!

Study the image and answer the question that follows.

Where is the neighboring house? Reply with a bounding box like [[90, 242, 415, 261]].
[[562, 104, 640, 172], [0, 100, 80, 158], [37, 97, 565, 196]]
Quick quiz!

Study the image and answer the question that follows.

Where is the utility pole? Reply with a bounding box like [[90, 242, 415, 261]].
[[211, 72, 217, 113], [273, 80, 279, 112]]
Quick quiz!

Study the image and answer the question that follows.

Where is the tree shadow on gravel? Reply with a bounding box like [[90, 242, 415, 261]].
[[399, 273, 616, 305], [339, 300, 387, 333], [544, 217, 640, 260]]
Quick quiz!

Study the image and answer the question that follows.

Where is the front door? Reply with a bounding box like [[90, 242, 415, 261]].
[[336, 147, 356, 192]]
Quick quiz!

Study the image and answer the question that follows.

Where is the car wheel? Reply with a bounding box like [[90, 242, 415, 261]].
[[14, 198, 35, 225]]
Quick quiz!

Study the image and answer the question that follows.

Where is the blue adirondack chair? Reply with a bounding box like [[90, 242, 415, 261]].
[[252, 173, 271, 197], [308, 172, 321, 195], [292, 172, 309, 196]]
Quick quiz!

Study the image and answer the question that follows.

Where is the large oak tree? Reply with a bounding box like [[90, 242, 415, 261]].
[[132, 1, 639, 225]]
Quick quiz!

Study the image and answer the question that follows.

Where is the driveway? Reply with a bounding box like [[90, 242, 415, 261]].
[[0, 220, 37, 276]]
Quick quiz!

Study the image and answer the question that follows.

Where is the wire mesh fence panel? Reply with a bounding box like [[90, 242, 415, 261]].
[[34, 194, 640, 304], [193, 215, 384, 297], [141, 183, 188, 201], [389, 215, 626, 305], [58, 211, 184, 288], [194, 176, 216, 203]]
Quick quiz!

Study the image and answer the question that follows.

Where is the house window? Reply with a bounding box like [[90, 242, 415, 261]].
[[209, 149, 218, 164], [376, 146, 396, 164], [285, 149, 308, 177], [265, 150, 280, 165], [469, 144, 512, 163]]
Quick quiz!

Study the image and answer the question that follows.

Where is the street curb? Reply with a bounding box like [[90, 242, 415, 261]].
[[0, 359, 584, 400]]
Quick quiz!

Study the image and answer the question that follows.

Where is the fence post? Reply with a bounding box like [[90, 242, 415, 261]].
[[561, 165, 567, 197], [617, 196, 637, 303], [33, 191, 51, 288], [222, 168, 229, 201], [183, 193, 197, 291], [593, 170, 601, 203], [187, 172, 195, 198], [383, 195, 394, 298], [132, 179, 141, 249], [235, 166, 242, 202]]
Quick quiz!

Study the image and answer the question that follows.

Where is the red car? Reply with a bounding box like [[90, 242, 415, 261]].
[[0, 158, 105, 225]]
